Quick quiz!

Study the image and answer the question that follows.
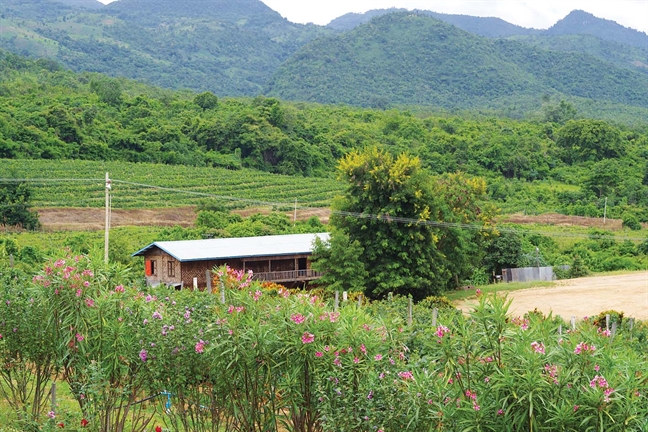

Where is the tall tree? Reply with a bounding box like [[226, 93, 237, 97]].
[[321, 147, 492, 300], [0, 179, 40, 230]]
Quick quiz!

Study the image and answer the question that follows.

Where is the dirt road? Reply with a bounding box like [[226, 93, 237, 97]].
[[458, 272, 648, 320]]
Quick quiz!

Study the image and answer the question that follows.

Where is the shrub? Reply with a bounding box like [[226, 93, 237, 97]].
[[622, 213, 642, 231]]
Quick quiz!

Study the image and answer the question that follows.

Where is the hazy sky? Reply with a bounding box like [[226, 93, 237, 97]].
[[97, 0, 648, 34]]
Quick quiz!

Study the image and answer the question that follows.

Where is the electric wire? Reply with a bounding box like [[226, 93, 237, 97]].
[[1, 177, 646, 242]]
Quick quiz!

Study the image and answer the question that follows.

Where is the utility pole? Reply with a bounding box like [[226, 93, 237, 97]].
[[603, 197, 607, 225], [293, 199, 297, 225], [104, 173, 111, 264]]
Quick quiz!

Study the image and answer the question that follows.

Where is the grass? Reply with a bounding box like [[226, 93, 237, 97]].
[[444, 280, 557, 302]]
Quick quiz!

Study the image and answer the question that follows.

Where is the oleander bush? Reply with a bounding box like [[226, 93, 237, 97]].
[[1, 260, 648, 431]]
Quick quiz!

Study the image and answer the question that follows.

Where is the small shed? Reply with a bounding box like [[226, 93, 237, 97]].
[[132, 232, 329, 289]]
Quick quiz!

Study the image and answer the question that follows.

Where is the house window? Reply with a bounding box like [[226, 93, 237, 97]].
[[167, 261, 175, 277], [151, 260, 156, 275]]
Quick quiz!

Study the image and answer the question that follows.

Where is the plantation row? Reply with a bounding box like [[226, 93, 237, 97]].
[[1, 159, 343, 209], [1, 258, 647, 431]]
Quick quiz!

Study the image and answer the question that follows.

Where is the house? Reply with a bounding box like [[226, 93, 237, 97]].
[[132, 232, 330, 289]]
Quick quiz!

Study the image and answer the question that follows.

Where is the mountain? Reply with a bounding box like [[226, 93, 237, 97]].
[[267, 13, 648, 112], [103, 0, 283, 28], [546, 10, 648, 49], [327, 8, 406, 31], [55, 0, 104, 9], [510, 34, 648, 74], [0, 0, 331, 95], [328, 9, 537, 38]]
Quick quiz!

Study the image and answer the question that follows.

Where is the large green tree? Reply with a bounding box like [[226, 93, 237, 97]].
[[321, 147, 492, 300], [0, 180, 40, 230]]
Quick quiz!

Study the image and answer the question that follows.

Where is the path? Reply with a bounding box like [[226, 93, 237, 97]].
[[457, 272, 648, 320]]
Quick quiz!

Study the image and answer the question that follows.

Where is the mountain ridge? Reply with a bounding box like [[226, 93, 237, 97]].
[[267, 12, 648, 113]]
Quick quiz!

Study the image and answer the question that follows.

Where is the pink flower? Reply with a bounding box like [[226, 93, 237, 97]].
[[573, 405, 579, 412], [360, 344, 367, 354], [315, 351, 323, 357], [195, 340, 206, 353], [353, 357, 360, 364], [152, 311, 162, 320], [398, 371, 414, 380], [84, 298, 95, 307], [76, 289, 82, 297], [301, 332, 314, 344], [473, 403, 481, 411], [531, 341, 545, 354], [497, 409, 504, 415], [475, 288, 482, 296], [574, 342, 596, 354], [291, 313, 306, 324], [48, 411, 56, 419], [139, 349, 148, 362], [83, 281, 90, 287], [374, 354, 383, 361], [436, 325, 450, 338], [75, 333, 84, 342], [115, 285, 125, 293]]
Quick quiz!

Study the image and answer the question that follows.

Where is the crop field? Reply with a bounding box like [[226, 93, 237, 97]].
[[1, 159, 344, 209]]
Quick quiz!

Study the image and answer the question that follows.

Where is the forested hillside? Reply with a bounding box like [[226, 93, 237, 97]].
[[268, 13, 648, 114], [327, 9, 648, 77], [2, 0, 648, 119], [327, 8, 537, 38], [1, 0, 330, 95], [2, 51, 648, 223]]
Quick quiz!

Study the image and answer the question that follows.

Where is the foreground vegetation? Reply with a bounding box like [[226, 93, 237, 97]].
[[1, 258, 647, 431]]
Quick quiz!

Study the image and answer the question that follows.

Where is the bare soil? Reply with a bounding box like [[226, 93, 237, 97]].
[[36, 206, 331, 231], [458, 272, 648, 320], [502, 213, 624, 230]]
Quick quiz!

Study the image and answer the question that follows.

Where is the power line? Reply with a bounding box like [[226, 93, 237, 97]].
[[2, 177, 646, 241], [0, 178, 104, 183]]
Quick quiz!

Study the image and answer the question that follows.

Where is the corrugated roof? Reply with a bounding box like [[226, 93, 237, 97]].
[[132, 232, 330, 262]]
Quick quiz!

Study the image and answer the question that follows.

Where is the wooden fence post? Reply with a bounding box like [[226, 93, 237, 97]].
[[220, 280, 225, 305], [51, 383, 56, 413], [432, 308, 438, 327], [206, 270, 212, 293], [357, 294, 362, 308], [343, 291, 348, 302], [571, 316, 576, 330], [605, 314, 610, 331], [407, 297, 413, 326], [334, 291, 339, 311]]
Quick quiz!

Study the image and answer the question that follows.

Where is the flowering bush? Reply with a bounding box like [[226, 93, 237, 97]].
[[2, 257, 648, 431]]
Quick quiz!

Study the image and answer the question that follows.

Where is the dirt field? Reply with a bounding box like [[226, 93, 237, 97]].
[[36, 207, 629, 232], [36, 206, 331, 231], [458, 272, 648, 320]]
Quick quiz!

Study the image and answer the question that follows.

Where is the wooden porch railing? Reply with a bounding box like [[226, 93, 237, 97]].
[[252, 269, 323, 282]]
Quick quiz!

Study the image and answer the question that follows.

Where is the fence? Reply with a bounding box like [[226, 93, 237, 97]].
[[501, 266, 556, 283]]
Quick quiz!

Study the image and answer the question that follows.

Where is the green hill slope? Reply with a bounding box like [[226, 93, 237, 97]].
[[328, 8, 537, 38], [0, 0, 330, 95], [546, 10, 648, 49], [267, 13, 648, 113]]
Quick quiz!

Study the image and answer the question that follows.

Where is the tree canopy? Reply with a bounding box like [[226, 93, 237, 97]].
[[0, 180, 40, 230], [319, 148, 493, 299]]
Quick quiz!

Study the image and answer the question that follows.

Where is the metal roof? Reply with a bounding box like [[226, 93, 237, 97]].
[[132, 232, 330, 262]]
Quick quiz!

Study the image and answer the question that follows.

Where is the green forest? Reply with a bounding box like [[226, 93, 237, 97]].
[[2, 50, 648, 223]]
